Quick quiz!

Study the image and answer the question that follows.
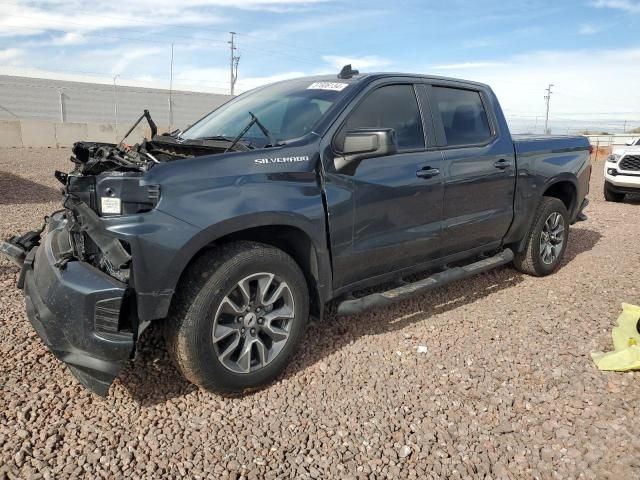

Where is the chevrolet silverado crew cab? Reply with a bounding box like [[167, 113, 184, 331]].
[[604, 142, 640, 202], [1, 66, 591, 396]]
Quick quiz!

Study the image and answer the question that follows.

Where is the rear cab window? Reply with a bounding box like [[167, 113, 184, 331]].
[[432, 86, 492, 147]]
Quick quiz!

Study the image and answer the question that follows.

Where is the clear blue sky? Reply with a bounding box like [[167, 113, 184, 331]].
[[2, 0, 640, 132]]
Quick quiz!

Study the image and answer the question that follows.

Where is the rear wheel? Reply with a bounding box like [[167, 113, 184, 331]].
[[513, 197, 569, 277], [165, 241, 309, 394], [604, 182, 625, 202]]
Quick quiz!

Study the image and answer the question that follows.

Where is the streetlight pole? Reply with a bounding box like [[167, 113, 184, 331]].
[[169, 43, 174, 131], [113, 74, 120, 133], [58, 88, 65, 123]]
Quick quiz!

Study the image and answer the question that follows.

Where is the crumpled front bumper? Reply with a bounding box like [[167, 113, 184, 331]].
[[19, 224, 135, 396]]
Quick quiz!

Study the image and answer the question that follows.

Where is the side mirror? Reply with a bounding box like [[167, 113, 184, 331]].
[[335, 128, 398, 171]]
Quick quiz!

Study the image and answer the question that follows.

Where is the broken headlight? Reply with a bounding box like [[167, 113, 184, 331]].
[[96, 176, 160, 216]]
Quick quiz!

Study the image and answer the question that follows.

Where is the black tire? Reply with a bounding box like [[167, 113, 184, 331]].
[[513, 197, 569, 277], [604, 182, 625, 202], [165, 241, 309, 395]]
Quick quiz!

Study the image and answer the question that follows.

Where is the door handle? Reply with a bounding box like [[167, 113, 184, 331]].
[[494, 159, 512, 169], [416, 167, 440, 179]]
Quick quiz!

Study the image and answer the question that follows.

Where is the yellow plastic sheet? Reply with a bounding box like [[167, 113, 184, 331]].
[[591, 303, 640, 371]]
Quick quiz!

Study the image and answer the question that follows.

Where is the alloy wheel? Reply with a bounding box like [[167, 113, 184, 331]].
[[539, 212, 565, 265], [211, 272, 295, 374]]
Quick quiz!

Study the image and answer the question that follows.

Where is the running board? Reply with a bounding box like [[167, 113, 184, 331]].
[[336, 249, 514, 316]]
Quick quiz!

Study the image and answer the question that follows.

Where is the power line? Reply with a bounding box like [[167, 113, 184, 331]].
[[235, 44, 320, 66], [0, 1, 332, 58], [1, 13, 325, 63], [235, 31, 327, 57], [2, 21, 323, 69], [0, 22, 229, 48]]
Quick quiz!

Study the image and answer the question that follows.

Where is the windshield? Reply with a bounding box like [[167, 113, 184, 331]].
[[182, 79, 351, 147]]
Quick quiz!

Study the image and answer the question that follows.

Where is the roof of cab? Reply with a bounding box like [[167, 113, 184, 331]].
[[290, 72, 491, 90]]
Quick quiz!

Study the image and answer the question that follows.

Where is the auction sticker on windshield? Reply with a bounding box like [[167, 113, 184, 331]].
[[307, 82, 349, 91]]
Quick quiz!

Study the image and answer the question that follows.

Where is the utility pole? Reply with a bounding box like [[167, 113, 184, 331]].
[[113, 74, 120, 133], [544, 83, 554, 134], [228, 32, 240, 96], [623, 120, 627, 133], [169, 43, 174, 131]]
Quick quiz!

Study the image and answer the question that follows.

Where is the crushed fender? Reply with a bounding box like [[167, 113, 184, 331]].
[[591, 303, 640, 371]]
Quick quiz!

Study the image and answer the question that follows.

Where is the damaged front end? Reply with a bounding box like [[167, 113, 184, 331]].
[[18, 216, 134, 396], [1, 142, 155, 395], [1, 121, 231, 396]]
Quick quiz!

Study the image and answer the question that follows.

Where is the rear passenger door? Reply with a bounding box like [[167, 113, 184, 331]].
[[427, 84, 516, 256]]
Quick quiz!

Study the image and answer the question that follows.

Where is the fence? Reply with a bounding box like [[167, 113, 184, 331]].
[[584, 134, 638, 148], [583, 135, 639, 162]]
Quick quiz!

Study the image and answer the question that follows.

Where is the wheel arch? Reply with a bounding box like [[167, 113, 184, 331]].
[[542, 178, 577, 215], [508, 175, 577, 254], [168, 215, 332, 322]]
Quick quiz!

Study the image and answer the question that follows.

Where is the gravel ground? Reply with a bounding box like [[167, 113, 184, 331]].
[[1, 147, 640, 479]]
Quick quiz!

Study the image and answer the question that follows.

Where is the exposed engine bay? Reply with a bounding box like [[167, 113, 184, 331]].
[[70, 108, 249, 176], [2, 109, 256, 286], [69, 136, 234, 175]]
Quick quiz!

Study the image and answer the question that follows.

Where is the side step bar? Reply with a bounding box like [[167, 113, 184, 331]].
[[336, 249, 514, 316]]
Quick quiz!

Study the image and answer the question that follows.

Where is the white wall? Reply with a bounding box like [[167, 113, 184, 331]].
[[0, 75, 232, 130], [0, 120, 162, 148]]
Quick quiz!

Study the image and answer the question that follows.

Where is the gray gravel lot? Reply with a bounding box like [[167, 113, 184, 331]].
[[1, 147, 640, 479]]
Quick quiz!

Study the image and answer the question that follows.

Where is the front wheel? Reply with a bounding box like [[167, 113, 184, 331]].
[[165, 241, 309, 395], [513, 197, 569, 277]]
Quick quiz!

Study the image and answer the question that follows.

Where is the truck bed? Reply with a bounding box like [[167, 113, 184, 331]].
[[512, 134, 590, 156]]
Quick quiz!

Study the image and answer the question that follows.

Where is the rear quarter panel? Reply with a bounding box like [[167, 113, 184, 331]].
[[504, 135, 591, 248]]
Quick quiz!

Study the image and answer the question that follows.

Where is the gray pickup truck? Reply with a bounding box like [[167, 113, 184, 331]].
[[2, 66, 591, 396]]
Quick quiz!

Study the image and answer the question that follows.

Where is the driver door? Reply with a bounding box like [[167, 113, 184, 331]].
[[323, 82, 445, 290]]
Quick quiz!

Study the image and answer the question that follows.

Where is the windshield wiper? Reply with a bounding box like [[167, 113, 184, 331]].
[[251, 112, 277, 148], [201, 135, 253, 151], [224, 112, 277, 153], [200, 135, 239, 142], [153, 134, 252, 151]]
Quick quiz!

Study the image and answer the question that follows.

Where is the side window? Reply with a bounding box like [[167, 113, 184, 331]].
[[335, 84, 425, 151], [432, 86, 492, 146]]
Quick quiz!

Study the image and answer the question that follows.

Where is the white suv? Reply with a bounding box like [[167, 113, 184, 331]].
[[604, 143, 640, 202]]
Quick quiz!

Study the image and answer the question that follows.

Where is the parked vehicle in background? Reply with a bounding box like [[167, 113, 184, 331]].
[[610, 137, 640, 158], [604, 145, 640, 202], [1, 67, 591, 396]]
